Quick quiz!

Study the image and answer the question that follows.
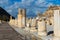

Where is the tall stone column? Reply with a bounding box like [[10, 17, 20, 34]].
[[22, 9, 26, 27], [38, 18, 47, 36], [18, 9, 22, 28], [53, 10, 60, 40]]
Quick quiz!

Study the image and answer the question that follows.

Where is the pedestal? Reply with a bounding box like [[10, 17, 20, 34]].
[[38, 19, 47, 36]]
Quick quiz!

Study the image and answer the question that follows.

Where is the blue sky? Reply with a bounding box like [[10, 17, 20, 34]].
[[0, 0, 60, 18]]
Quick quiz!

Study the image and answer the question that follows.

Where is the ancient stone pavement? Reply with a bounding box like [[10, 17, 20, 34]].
[[0, 21, 24, 40]]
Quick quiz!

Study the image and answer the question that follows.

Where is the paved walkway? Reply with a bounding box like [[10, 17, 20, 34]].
[[0, 22, 24, 40], [10, 24, 42, 40]]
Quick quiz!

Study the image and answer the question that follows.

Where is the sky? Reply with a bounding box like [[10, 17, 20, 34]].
[[0, 0, 60, 18]]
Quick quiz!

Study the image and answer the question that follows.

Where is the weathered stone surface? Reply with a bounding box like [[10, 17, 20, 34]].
[[0, 22, 25, 40], [53, 10, 60, 40], [38, 19, 47, 36]]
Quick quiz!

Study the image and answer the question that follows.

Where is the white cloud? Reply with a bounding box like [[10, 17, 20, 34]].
[[0, 0, 8, 4], [4, 0, 55, 17], [22, 0, 34, 3], [0, 0, 10, 9], [0, 0, 9, 6], [34, 0, 54, 7], [5, 0, 45, 17], [47, 3, 54, 7], [35, 0, 45, 4]]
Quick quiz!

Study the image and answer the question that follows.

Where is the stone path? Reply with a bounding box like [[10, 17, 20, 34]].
[[0, 22, 25, 40]]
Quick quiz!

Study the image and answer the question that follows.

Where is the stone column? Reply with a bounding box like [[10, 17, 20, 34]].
[[10, 16, 12, 20], [17, 9, 22, 28], [9, 16, 12, 25], [30, 18, 37, 33], [26, 18, 29, 27], [38, 18, 47, 36], [25, 22, 30, 32], [29, 18, 32, 27], [25, 18, 30, 31], [53, 10, 60, 40], [22, 9, 26, 27]]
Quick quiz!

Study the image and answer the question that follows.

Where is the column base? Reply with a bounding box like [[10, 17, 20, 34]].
[[38, 32, 47, 36], [30, 27, 37, 33]]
